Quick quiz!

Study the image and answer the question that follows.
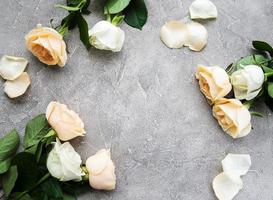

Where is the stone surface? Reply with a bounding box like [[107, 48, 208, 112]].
[[1, 0, 273, 199]]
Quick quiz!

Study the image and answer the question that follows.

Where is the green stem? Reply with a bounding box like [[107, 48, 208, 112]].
[[81, 165, 89, 182], [265, 72, 273, 77], [243, 100, 254, 110], [57, 22, 69, 36], [15, 173, 51, 200]]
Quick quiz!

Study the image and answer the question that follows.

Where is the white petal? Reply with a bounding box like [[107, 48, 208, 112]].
[[0, 55, 28, 80], [222, 154, 251, 176], [213, 172, 243, 200], [160, 21, 188, 49], [189, 0, 218, 19], [89, 21, 125, 52], [185, 22, 208, 51], [4, 72, 31, 98]]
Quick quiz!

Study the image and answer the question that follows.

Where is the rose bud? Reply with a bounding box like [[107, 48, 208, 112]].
[[89, 21, 125, 52], [231, 65, 264, 100], [212, 98, 251, 138], [47, 139, 84, 181], [196, 65, 232, 103], [46, 101, 86, 141], [86, 149, 116, 190]]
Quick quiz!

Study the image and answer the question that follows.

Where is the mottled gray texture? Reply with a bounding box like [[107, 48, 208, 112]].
[[1, 0, 273, 199]]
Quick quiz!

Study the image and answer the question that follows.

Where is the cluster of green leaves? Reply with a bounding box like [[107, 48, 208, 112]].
[[105, 0, 148, 29], [226, 40, 273, 111], [55, 0, 91, 49], [0, 114, 58, 200]]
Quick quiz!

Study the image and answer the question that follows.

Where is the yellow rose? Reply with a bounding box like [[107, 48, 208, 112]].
[[196, 65, 232, 103], [86, 149, 116, 190], [25, 24, 67, 67], [212, 98, 251, 138], [46, 101, 86, 141]]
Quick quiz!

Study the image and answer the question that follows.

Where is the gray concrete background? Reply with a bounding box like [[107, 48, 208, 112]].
[[1, 0, 273, 199]]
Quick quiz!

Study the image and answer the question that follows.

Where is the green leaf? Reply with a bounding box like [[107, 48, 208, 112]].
[[0, 158, 12, 174], [3, 165, 18, 197], [41, 178, 63, 199], [262, 65, 273, 73], [267, 82, 273, 98], [76, 14, 91, 49], [55, 4, 81, 11], [235, 54, 269, 70], [105, 0, 131, 14], [11, 152, 38, 191], [252, 40, 273, 56], [24, 114, 50, 149], [250, 111, 264, 117], [124, 0, 148, 29], [0, 129, 20, 161]]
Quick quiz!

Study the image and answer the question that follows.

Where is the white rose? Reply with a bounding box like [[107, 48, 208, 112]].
[[212, 98, 251, 138], [230, 65, 264, 100], [47, 139, 84, 181], [196, 65, 232, 103], [89, 21, 125, 52], [46, 101, 86, 141], [86, 149, 116, 190]]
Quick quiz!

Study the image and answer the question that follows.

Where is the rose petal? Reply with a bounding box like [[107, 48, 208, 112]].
[[160, 21, 188, 49], [0, 55, 28, 80], [189, 0, 218, 19], [185, 22, 208, 51], [222, 154, 251, 177], [4, 72, 31, 98], [213, 172, 243, 200], [86, 149, 110, 175]]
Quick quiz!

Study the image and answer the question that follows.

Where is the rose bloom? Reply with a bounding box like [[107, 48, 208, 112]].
[[196, 65, 232, 103], [25, 24, 67, 67], [231, 65, 264, 101], [86, 149, 116, 190], [89, 21, 125, 52], [46, 101, 86, 141], [212, 98, 251, 138], [47, 139, 83, 181]]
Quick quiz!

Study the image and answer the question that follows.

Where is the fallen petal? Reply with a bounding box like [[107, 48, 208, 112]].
[[0, 55, 28, 80], [189, 0, 218, 19], [213, 172, 243, 200], [222, 154, 251, 176], [4, 72, 31, 98], [185, 22, 208, 51], [160, 20, 188, 49]]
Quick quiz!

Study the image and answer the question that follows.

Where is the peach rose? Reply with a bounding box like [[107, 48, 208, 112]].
[[46, 101, 86, 141], [196, 65, 232, 103], [212, 98, 251, 138], [25, 24, 67, 67], [86, 149, 116, 190]]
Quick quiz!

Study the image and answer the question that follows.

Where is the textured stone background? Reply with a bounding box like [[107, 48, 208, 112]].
[[1, 0, 273, 199]]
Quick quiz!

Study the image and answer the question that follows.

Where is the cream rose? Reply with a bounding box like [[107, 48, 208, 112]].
[[89, 21, 125, 52], [231, 65, 264, 100], [212, 98, 251, 138], [86, 149, 116, 190], [47, 139, 83, 181], [25, 24, 67, 67], [46, 101, 86, 141], [196, 65, 232, 103]]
